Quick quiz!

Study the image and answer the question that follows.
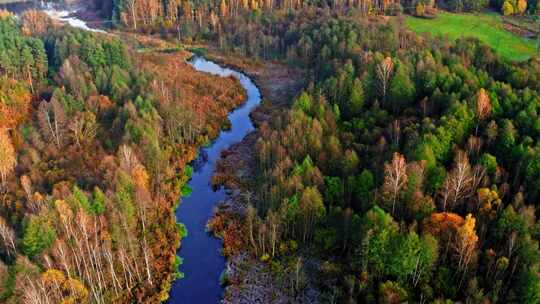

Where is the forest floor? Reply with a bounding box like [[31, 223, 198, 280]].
[[406, 11, 539, 61]]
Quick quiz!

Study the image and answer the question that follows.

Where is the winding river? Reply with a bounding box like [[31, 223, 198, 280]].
[[168, 58, 261, 303], [5, 5, 259, 301]]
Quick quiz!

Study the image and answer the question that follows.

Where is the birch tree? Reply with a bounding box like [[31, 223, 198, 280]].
[[381, 152, 408, 216], [0, 129, 16, 187]]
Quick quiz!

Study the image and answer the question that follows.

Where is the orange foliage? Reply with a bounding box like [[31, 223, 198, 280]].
[[0, 78, 31, 129], [135, 50, 246, 140], [20, 10, 54, 36], [208, 212, 246, 257], [423, 212, 465, 236]]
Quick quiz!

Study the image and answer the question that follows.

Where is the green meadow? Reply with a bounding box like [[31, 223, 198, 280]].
[[406, 12, 539, 61]]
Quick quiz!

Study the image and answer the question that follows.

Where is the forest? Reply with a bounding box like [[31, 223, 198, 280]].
[[91, 0, 539, 36], [203, 9, 540, 304], [108, 2, 540, 304], [1, 0, 540, 303], [0, 9, 245, 303]]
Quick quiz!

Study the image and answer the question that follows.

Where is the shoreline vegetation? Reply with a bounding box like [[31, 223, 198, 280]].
[[173, 9, 540, 304], [2, 0, 540, 302], [0, 11, 246, 303], [128, 40, 247, 302], [205, 52, 311, 303]]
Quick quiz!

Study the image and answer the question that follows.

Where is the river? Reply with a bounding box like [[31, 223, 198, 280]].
[[4, 5, 258, 301], [168, 57, 261, 303], [3, 1, 106, 33]]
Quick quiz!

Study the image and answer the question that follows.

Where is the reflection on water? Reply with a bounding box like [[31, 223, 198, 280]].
[[167, 57, 261, 303]]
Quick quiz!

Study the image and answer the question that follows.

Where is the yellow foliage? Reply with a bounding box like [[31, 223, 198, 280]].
[[454, 214, 478, 271], [517, 0, 527, 13], [132, 164, 150, 188], [502, 0, 514, 15], [41, 268, 66, 286], [63, 278, 89, 302], [476, 88, 491, 121], [60, 298, 77, 304], [0, 10, 13, 20], [0, 78, 32, 129], [415, 3, 425, 16], [0, 129, 17, 185], [477, 188, 501, 215]]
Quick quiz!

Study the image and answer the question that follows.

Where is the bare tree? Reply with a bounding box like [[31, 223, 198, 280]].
[[381, 152, 408, 215], [440, 151, 473, 211], [69, 112, 97, 148], [124, 0, 138, 30], [376, 57, 394, 104], [475, 88, 491, 135], [0, 216, 16, 255], [37, 99, 66, 149]]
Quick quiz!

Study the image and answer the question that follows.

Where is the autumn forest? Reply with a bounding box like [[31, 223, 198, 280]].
[[1, 0, 540, 303]]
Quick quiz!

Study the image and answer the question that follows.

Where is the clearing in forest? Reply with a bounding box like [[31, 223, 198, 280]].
[[406, 12, 539, 61]]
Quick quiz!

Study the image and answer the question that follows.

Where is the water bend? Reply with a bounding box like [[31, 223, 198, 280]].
[[168, 56, 261, 303]]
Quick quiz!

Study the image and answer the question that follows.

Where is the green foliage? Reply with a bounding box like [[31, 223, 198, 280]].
[[480, 153, 498, 174], [187, 47, 208, 57], [362, 207, 438, 282], [495, 205, 526, 240], [108, 65, 132, 102], [173, 256, 185, 280], [181, 185, 193, 198], [115, 172, 136, 223], [92, 187, 107, 214], [22, 216, 57, 258], [519, 264, 540, 303], [525, 152, 540, 199], [347, 79, 365, 118], [0, 17, 47, 82], [177, 223, 188, 239], [434, 266, 458, 298], [388, 62, 416, 113], [295, 92, 312, 113], [352, 169, 375, 211], [47, 28, 130, 74], [362, 207, 398, 276], [314, 226, 339, 251], [184, 165, 194, 178], [73, 185, 92, 213], [324, 176, 344, 207], [73, 185, 106, 215]]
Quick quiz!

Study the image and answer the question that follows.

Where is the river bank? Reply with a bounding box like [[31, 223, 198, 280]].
[[0, 9, 252, 301], [2, 5, 312, 301], [202, 53, 322, 303], [165, 56, 263, 303]]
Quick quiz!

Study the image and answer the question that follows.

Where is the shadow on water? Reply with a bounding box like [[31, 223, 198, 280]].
[[167, 57, 261, 303]]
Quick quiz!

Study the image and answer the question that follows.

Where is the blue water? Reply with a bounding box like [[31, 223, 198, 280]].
[[168, 57, 261, 303]]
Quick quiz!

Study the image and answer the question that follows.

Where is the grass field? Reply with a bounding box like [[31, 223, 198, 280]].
[[406, 12, 539, 61]]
